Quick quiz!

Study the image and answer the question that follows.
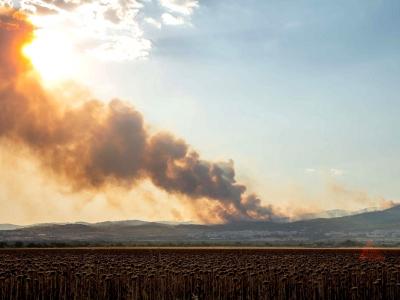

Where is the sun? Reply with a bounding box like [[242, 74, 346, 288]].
[[22, 19, 79, 83]]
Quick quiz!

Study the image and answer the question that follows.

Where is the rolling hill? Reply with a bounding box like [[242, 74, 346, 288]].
[[1, 205, 400, 246]]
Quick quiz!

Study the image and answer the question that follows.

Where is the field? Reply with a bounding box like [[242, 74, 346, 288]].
[[0, 248, 400, 299]]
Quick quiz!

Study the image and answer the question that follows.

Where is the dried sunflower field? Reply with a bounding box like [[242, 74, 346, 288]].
[[0, 248, 399, 299]]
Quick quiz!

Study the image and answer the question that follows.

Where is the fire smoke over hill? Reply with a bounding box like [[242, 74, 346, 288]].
[[0, 9, 277, 223]]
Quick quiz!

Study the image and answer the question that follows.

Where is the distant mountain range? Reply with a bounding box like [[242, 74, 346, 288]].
[[2, 206, 400, 246], [295, 207, 383, 220]]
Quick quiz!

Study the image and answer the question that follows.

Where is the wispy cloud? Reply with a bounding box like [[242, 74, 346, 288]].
[[145, 17, 162, 29], [159, 0, 199, 16], [162, 12, 184, 25], [304, 167, 345, 176], [0, 0, 201, 61]]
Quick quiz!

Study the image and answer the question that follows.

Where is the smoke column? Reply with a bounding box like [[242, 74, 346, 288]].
[[0, 9, 277, 222]]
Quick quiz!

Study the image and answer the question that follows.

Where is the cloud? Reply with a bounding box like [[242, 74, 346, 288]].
[[0, 0, 201, 61], [0, 9, 279, 223], [159, 0, 198, 16], [304, 167, 345, 176], [162, 12, 184, 25], [145, 17, 162, 29]]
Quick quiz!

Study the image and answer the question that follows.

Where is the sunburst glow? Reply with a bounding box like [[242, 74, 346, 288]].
[[22, 21, 79, 83]]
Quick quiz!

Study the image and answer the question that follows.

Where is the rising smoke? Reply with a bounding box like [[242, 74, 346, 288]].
[[0, 9, 277, 222]]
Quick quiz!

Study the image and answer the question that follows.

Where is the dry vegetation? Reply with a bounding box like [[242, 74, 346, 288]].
[[0, 248, 400, 299]]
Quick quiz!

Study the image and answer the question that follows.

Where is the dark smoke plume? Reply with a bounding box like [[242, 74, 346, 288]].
[[0, 9, 277, 222]]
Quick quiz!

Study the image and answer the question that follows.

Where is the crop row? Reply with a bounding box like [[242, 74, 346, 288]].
[[0, 248, 399, 299]]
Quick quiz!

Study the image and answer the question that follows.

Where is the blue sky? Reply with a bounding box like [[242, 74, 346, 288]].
[[79, 0, 400, 208]]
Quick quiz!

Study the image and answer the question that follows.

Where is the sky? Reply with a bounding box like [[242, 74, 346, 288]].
[[0, 0, 399, 224]]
